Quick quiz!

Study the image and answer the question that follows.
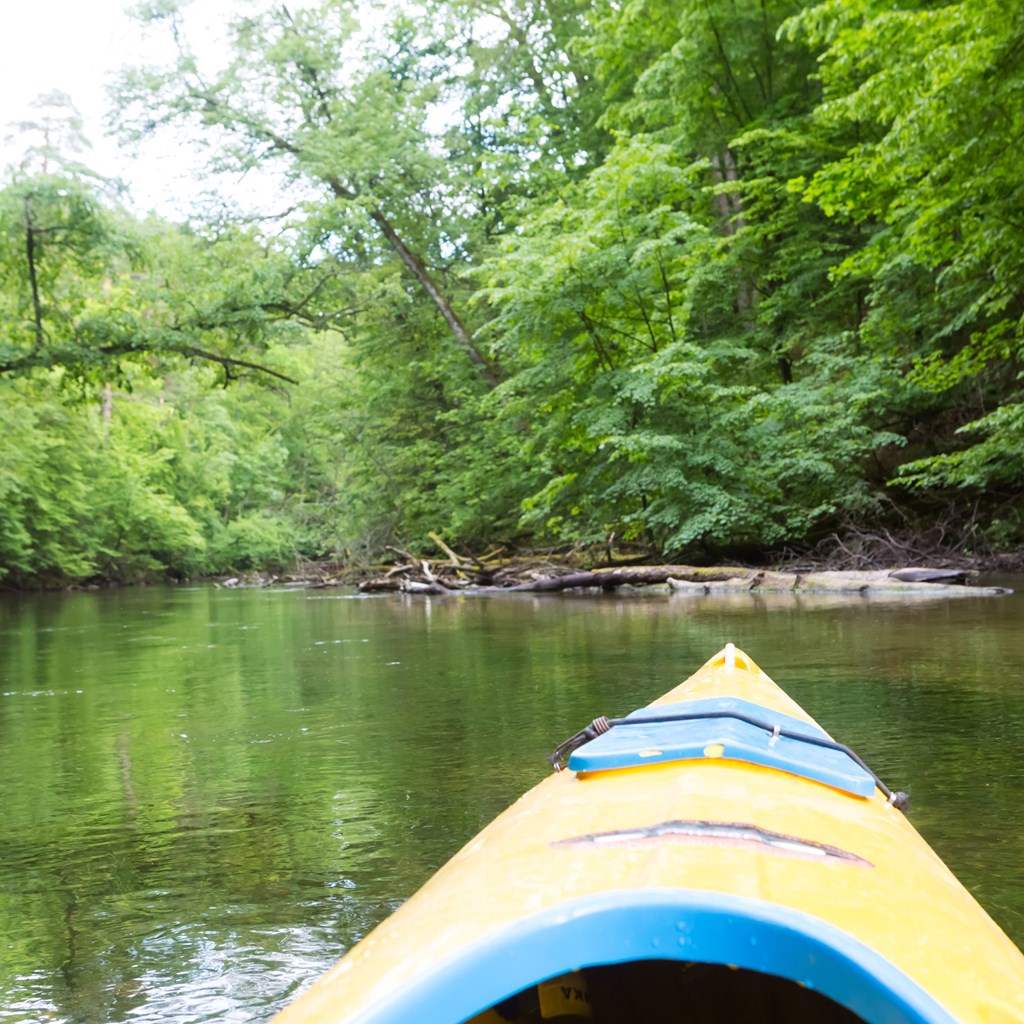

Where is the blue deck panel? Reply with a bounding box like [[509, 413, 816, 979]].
[[567, 697, 876, 797]]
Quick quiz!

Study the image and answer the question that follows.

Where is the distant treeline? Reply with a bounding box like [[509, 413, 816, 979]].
[[1, 0, 1022, 587]]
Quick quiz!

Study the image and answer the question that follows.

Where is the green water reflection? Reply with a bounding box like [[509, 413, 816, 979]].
[[1, 585, 1021, 1022]]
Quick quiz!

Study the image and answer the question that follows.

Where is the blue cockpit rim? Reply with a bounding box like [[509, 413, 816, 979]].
[[349, 889, 957, 1024]]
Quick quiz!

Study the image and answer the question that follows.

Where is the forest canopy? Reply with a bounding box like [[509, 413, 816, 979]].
[[1, 0, 1022, 586]]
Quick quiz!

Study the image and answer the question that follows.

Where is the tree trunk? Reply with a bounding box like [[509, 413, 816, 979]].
[[366, 207, 499, 387], [710, 148, 756, 321], [24, 198, 45, 352]]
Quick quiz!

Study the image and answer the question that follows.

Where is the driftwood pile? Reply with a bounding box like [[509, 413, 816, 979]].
[[350, 543, 1010, 597]]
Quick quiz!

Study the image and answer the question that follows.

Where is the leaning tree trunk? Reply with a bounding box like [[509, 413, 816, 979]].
[[367, 208, 498, 387], [319, 173, 499, 388]]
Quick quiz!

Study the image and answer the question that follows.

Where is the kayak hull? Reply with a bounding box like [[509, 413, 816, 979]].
[[274, 645, 1024, 1024]]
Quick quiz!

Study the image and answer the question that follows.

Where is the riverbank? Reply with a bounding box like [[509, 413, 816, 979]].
[[210, 548, 1014, 597], [10, 531, 1024, 593]]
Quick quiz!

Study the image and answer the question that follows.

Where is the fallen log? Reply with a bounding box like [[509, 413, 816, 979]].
[[400, 578, 451, 595], [506, 566, 760, 592], [666, 569, 1010, 597], [428, 531, 469, 569], [888, 567, 977, 584]]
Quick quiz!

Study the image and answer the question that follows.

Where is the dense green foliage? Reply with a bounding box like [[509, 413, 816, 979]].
[[2, 0, 1022, 585]]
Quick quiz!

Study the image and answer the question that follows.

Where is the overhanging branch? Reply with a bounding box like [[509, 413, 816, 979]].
[[170, 346, 299, 383]]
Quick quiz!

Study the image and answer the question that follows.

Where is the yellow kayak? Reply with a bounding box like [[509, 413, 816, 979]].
[[274, 644, 1024, 1024]]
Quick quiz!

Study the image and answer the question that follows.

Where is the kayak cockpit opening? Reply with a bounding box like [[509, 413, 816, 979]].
[[463, 960, 867, 1024], [382, 891, 957, 1024]]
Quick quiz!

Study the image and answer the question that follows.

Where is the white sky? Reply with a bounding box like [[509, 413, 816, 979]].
[[0, 0, 266, 218]]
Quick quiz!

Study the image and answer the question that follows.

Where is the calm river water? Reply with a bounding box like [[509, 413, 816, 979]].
[[1, 582, 1022, 1022]]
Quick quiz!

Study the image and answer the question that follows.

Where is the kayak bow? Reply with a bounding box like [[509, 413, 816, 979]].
[[274, 644, 1024, 1024]]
